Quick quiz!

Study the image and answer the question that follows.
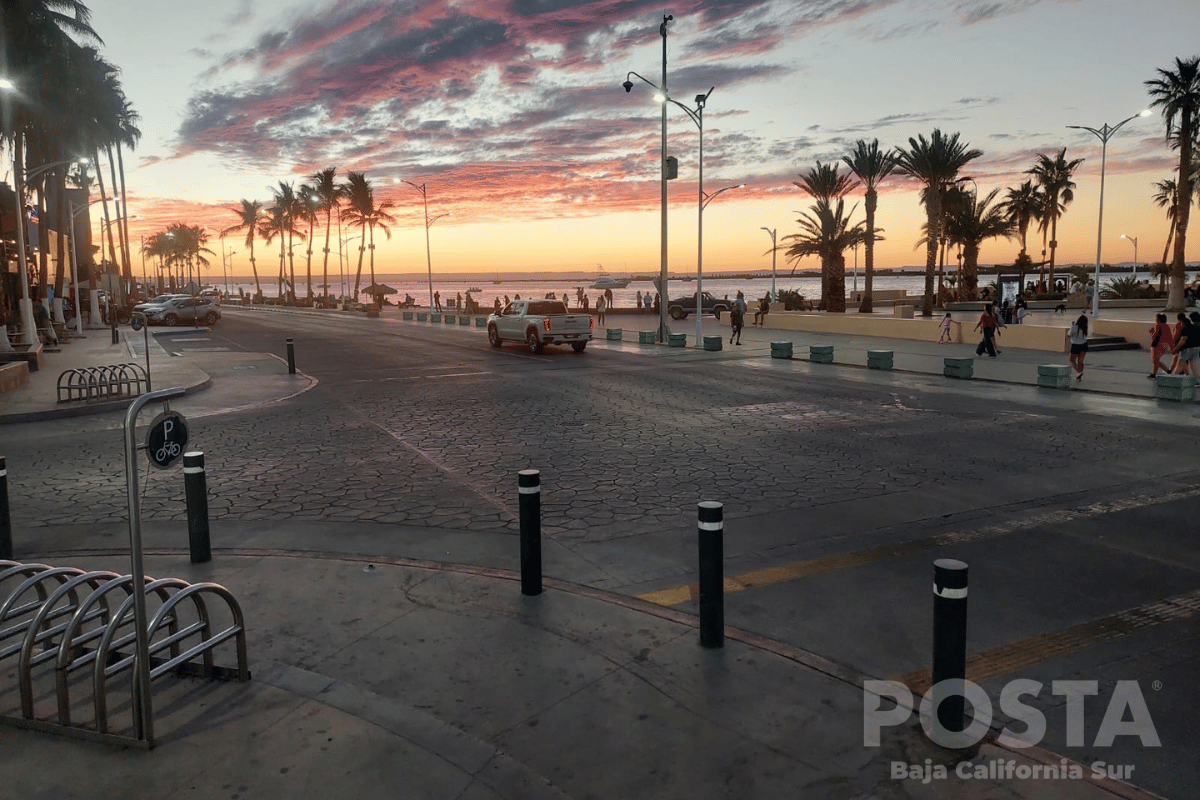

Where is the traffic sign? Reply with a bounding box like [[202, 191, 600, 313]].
[[145, 410, 189, 469]]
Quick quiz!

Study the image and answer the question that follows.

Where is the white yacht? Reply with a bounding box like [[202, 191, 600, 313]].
[[591, 275, 631, 290]]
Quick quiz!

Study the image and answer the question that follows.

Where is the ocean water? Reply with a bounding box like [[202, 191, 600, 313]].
[[213, 272, 933, 308]]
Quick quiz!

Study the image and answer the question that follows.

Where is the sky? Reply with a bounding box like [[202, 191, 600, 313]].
[[73, 0, 1200, 279]]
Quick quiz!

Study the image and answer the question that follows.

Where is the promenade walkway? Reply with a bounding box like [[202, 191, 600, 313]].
[[0, 308, 1178, 799]]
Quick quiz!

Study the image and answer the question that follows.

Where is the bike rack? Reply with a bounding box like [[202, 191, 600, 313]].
[[0, 559, 249, 747], [56, 363, 149, 403]]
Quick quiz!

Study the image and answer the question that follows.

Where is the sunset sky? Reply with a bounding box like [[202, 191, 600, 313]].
[[80, 0, 1200, 278]]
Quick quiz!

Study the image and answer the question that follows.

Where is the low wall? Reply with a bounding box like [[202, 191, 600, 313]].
[[764, 312, 1069, 352], [0, 361, 30, 392], [1093, 319, 1156, 349]]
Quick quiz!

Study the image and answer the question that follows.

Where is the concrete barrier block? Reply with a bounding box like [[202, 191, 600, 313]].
[[475, 316, 487, 327], [668, 333, 687, 347], [1037, 364, 1072, 377], [402, 311, 414, 321], [459, 315, 471, 325], [607, 328, 623, 341], [943, 357, 973, 380], [703, 335, 723, 351], [809, 344, 833, 363], [417, 312, 428, 321], [1037, 374, 1072, 389], [638, 330, 657, 344], [770, 341, 793, 359], [429, 313, 440, 322], [444, 314, 455, 324], [1156, 374, 1196, 401], [867, 350, 894, 370]]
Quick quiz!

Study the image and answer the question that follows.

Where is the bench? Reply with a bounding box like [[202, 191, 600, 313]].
[[1037, 364, 1072, 390]]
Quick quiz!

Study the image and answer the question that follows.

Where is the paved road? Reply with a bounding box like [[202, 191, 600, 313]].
[[3, 307, 1198, 798]]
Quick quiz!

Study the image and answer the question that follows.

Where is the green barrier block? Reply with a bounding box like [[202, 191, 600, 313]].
[[443, 314, 455, 324], [867, 350, 893, 370], [402, 311, 414, 321], [638, 330, 657, 344], [668, 333, 687, 347], [770, 341, 793, 359], [1037, 364, 1072, 389], [429, 313, 440, 323], [416, 312, 427, 322], [809, 344, 833, 363], [606, 328, 623, 340], [475, 316, 487, 327], [703, 335, 723, 351], [459, 315, 471, 325], [1156, 374, 1196, 401], [943, 357, 973, 380]]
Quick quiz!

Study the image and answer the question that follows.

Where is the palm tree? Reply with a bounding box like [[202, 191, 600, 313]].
[[298, 183, 319, 300], [1027, 148, 1084, 292], [1153, 178, 1179, 267], [895, 130, 983, 316], [223, 200, 264, 299], [943, 189, 1015, 298], [341, 172, 395, 301], [999, 181, 1043, 261], [269, 182, 305, 301], [310, 167, 341, 303], [842, 139, 897, 313], [781, 198, 866, 313], [258, 204, 289, 299], [794, 162, 858, 309], [1146, 56, 1200, 310]]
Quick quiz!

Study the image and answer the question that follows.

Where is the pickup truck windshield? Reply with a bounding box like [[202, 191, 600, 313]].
[[528, 301, 568, 315]]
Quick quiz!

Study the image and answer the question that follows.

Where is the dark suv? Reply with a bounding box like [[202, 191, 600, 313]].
[[667, 291, 730, 320]]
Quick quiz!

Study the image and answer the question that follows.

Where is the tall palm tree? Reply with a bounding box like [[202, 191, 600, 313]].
[[999, 180, 1043, 262], [1147, 57, 1200, 309], [341, 172, 395, 300], [1027, 148, 1083, 292], [223, 199, 264, 299], [895, 129, 982, 316], [794, 162, 858, 309], [258, 204, 289, 299], [1153, 178, 1180, 267], [309, 167, 341, 303], [943, 188, 1015, 298], [269, 182, 304, 300], [781, 198, 866, 313], [843, 139, 897, 313], [298, 183, 319, 300]]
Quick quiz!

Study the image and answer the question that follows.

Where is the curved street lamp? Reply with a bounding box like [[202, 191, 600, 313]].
[[1067, 109, 1151, 316], [1120, 234, 1138, 282], [761, 228, 778, 302], [696, 183, 743, 344], [402, 181, 452, 312]]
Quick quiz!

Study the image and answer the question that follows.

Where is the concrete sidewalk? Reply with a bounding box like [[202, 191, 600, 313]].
[[0, 544, 1166, 800]]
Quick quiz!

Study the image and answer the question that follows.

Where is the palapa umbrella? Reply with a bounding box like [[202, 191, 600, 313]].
[[362, 283, 397, 295]]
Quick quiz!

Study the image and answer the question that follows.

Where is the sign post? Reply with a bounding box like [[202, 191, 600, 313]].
[[123, 387, 187, 746], [130, 312, 152, 391]]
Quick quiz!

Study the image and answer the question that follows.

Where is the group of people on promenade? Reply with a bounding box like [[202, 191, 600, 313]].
[[1148, 312, 1200, 380]]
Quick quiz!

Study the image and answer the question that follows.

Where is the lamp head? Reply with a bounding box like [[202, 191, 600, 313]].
[[622, 80, 633, 93], [1139, 109, 1152, 117]]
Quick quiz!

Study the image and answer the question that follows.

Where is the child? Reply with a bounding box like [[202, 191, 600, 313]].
[[937, 312, 957, 343]]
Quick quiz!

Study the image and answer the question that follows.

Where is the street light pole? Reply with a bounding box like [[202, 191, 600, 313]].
[[1120, 234, 1138, 281], [1067, 110, 1150, 317], [402, 180, 450, 313], [696, 183, 743, 344], [68, 198, 101, 337], [761, 228, 777, 302]]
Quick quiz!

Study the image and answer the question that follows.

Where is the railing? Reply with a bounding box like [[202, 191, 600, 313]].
[[56, 363, 149, 403], [0, 559, 249, 746]]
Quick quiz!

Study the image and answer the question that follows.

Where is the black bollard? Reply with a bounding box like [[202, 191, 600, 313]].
[[183, 451, 212, 564], [697, 501, 724, 648], [518, 469, 542, 596], [0, 456, 11, 561], [931, 558, 969, 734], [286, 337, 296, 374]]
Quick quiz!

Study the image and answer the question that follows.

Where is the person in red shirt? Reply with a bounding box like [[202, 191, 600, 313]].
[[973, 303, 999, 357], [1148, 313, 1175, 378]]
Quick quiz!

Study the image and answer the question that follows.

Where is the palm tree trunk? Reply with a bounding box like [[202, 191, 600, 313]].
[[249, 238, 261, 300], [1047, 212, 1059, 292], [963, 242, 980, 296], [287, 229, 297, 301], [353, 240, 365, 298], [921, 195, 941, 317], [306, 216, 315, 299], [106, 145, 131, 293], [859, 191, 876, 313], [828, 253, 846, 313], [35, 182, 49, 300], [322, 208, 332, 302], [117, 143, 135, 293], [1162, 215, 1174, 267], [1168, 116, 1193, 311], [53, 171, 68, 322], [368, 223, 377, 293]]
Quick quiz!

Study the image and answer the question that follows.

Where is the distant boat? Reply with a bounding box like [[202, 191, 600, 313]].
[[467, 287, 482, 293], [592, 275, 630, 289]]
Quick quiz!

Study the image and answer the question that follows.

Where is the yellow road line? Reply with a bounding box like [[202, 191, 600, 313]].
[[894, 588, 1200, 694]]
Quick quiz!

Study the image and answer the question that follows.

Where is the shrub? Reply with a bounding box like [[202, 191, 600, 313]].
[[778, 289, 807, 311]]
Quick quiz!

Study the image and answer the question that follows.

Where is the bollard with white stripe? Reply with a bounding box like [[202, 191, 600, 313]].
[[518, 469, 542, 596], [0, 456, 11, 561], [698, 501, 724, 648], [931, 558, 969, 735], [286, 337, 296, 374], [184, 451, 212, 564]]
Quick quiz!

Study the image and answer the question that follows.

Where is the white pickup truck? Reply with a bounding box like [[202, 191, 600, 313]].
[[487, 299, 594, 353]]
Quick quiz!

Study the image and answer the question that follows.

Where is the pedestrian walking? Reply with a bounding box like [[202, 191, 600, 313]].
[[1168, 313, 1187, 374], [937, 312, 959, 343], [1068, 314, 1089, 380], [596, 294, 607, 325], [1148, 313, 1175, 378], [636, 290, 643, 311], [456, 292, 462, 310], [973, 303, 999, 357], [434, 290, 442, 312], [1170, 312, 1200, 380], [729, 291, 747, 345]]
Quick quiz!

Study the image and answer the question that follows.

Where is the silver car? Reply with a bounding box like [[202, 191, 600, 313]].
[[143, 297, 222, 326]]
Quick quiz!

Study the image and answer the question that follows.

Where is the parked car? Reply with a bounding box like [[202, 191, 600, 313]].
[[142, 297, 222, 326], [134, 294, 188, 312], [667, 291, 730, 320]]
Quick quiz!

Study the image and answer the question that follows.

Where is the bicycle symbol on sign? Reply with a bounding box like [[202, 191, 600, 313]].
[[145, 411, 189, 470], [155, 441, 182, 463]]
